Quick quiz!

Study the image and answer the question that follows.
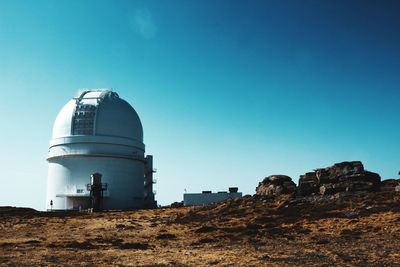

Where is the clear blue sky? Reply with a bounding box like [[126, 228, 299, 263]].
[[0, 0, 399, 210]]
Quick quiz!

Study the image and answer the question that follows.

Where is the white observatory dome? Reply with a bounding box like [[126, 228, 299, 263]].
[[46, 89, 156, 211], [52, 90, 143, 141]]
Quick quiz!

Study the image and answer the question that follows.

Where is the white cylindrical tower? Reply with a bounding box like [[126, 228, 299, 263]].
[[46, 89, 156, 211]]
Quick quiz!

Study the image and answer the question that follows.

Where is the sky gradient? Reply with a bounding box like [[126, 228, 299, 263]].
[[0, 0, 399, 210]]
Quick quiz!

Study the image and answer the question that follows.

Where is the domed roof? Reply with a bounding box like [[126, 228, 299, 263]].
[[52, 89, 143, 142]]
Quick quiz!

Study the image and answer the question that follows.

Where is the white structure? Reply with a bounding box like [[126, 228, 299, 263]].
[[46, 89, 156, 211], [183, 188, 242, 206]]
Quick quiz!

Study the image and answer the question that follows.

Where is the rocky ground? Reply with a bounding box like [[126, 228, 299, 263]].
[[1, 191, 400, 266]]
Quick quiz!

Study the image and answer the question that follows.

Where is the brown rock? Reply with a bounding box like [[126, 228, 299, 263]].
[[298, 173, 319, 196], [300, 161, 381, 196], [256, 175, 296, 196], [380, 179, 400, 191]]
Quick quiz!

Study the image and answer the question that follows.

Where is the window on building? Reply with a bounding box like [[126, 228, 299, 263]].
[[72, 104, 96, 135]]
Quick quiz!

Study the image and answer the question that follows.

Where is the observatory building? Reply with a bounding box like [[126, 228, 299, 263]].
[[46, 89, 156, 211], [183, 187, 242, 206]]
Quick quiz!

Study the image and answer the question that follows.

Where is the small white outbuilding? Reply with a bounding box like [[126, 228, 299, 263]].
[[183, 187, 242, 206]]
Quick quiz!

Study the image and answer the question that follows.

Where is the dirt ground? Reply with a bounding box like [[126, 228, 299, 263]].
[[1, 191, 400, 266]]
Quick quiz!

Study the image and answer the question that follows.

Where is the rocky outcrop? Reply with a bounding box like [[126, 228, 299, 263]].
[[298, 172, 319, 196], [256, 175, 296, 196], [298, 161, 381, 196], [256, 161, 384, 198], [381, 179, 400, 191]]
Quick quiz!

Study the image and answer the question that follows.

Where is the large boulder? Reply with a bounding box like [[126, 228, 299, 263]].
[[298, 161, 381, 196], [256, 175, 296, 196]]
